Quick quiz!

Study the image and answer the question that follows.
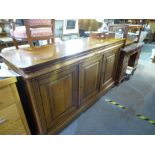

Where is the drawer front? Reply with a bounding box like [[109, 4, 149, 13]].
[[0, 104, 26, 134], [0, 119, 26, 135], [0, 85, 16, 110]]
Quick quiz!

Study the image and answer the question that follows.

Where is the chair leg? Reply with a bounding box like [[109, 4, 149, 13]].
[[12, 38, 19, 49], [47, 39, 50, 44], [52, 37, 55, 44], [28, 40, 34, 49]]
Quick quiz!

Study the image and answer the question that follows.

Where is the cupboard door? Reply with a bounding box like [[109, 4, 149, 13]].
[[37, 66, 78, 131], [101, 49, 119, 89], [79, 56, 102, 105]]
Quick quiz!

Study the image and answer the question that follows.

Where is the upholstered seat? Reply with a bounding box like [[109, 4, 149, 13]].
[[10, 26, 53, 39], [10, 19, 55, 49]]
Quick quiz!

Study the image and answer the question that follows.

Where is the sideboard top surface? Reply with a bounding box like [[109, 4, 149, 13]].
[[1, 38, 124, 70]]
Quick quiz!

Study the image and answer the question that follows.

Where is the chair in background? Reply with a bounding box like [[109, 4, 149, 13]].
[[108, 24, 129, 38], [108, 24, 129, 46], [10, 19, 55, 49]]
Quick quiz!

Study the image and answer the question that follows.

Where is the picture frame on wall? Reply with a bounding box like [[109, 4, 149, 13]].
[[62, 19, 79, 40]]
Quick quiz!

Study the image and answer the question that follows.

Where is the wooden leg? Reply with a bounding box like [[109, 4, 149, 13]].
[[52, 37, 55, 44], [12, 38, 19, 49], [47, 39, 50, 44], [28, 40, 34, 49]]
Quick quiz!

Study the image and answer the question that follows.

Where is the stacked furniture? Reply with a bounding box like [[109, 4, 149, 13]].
[[0, 19, 27, 52], [108, 24, 143, 83], [0, 20, 11, 52], [0, 20, 11, 37], [116, 43, 143, 83]]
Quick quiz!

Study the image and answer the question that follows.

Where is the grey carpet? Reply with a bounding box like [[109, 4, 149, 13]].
[[59, 44, 155, 135], [140, 43, 155, 61]]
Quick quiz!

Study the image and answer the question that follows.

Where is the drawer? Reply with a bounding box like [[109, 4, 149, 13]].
[[0, 119, 26, 135], [0, 104, 26, 134], [0, 85, 16, 110]]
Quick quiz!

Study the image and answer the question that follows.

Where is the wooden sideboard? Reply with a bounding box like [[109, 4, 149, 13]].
[[0, 77, 30, 134], [1, 38, 125, 134]]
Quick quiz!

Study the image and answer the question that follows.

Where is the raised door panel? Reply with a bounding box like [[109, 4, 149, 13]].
[[79, 56, 102, 104], [101, 49, 119, 89], [104, 54, 115, 82], [48, 74, 73, 118], [38, 66, 78, 131]]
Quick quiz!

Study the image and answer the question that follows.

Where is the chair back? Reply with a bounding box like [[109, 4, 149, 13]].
[[24, 19, 55, 48], [24, 19, 53, 27], [10, 19, 55, 49], [108, 24, 129, 39]]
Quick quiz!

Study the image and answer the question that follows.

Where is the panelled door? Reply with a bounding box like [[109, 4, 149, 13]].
[[79, 54, 102, 105], [101, 48, 120, 90], [37, 65, 78, 132]]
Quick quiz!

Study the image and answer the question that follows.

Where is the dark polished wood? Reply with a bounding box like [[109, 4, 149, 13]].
[[1, 38, 124, 134], [116, 43, 143, 84]]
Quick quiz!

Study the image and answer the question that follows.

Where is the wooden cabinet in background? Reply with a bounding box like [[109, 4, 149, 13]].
[[116, 43, 143, 84], [0, 77, 30, 135], [0, 20, 11, 37]]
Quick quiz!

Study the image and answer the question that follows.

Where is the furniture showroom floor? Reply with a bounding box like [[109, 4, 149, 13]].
[[59, 43, 155, 135]]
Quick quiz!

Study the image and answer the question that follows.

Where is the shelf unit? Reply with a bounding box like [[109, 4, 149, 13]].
[[0, 20, 11, 37]]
